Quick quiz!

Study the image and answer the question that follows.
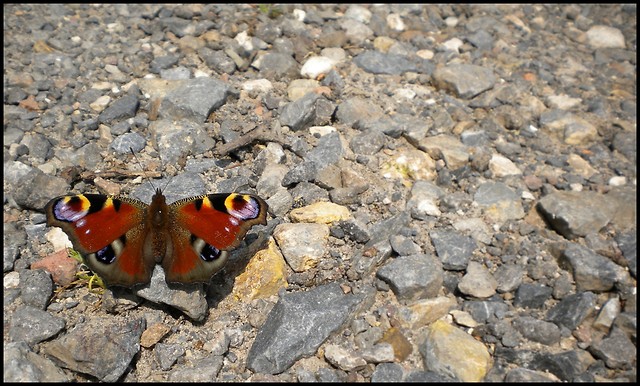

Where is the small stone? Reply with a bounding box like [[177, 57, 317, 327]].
[[489, 154, 522, 177], [233, 239, 288, 301], [273, 223, 329, 272], [376, 254, 443, 302], [323, 344, 366, 371], [458, 261, 498, 299], [289, 202, 351, 224], [140, 322, 171, 348], [420, 320, 492, 382], [586, 25, 626, 48], [433, 64, 497, 99], [300, 56, 337, 79], [589, 328, 636, 369]]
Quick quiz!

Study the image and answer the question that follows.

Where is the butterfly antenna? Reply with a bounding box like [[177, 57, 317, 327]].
[[130, 147, 158, 192]]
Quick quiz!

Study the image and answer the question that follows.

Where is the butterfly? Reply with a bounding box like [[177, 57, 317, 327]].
[[45, 188, 268, 287]]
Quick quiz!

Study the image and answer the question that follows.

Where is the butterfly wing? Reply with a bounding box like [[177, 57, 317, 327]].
[[45, 194, 156, 287], [163, 193, 268, 284]]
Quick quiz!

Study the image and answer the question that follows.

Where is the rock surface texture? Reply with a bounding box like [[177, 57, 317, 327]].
[[4, 4, 636, 382]]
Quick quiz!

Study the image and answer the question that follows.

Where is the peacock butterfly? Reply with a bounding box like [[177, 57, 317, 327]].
[[45, 188, 268, 287]]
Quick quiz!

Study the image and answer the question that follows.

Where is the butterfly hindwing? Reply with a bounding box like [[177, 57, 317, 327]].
[[45, 194, 156, 287], [162, 193, 268, 283]]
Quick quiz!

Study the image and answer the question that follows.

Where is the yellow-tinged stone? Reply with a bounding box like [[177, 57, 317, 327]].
[[289, 202, 351, 224], [423, 320, 492, 382], [373, 36, 396, 53], [403, 296, 457, 329], [232, 238, 288, 301], [380, 149, 437, 183], [566, 153, 596, 179], [378, 327, 412, 361]]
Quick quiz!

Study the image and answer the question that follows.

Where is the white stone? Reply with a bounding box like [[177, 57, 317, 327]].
[[242, 79, 273, 93], [586, 25, 625, 48], [292, 9, 306, 22], [235, 31, 253, 51], [546, 94, 582, 110], [386, 13, 406, 31], [393, 88, 416, 100], [440, 38, 464, 53], [309, 126, 337, 136], [300, 56, 337, 79], [609, 176, 627, 186], [3, 271, 20, 289], [489, 154, 522, 177], [444, 16, 459, 27], [89, 95, 111, 112], [416, 49, 435, 60]]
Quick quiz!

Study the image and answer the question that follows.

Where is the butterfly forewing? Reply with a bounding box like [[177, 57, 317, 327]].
[[46, 194, 156, 286], [162, 193, 268, 283]]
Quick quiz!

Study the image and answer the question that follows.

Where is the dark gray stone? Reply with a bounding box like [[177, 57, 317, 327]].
[[376, 254, 443, 302], [589, 328, 636, 369], [155, 343, 186, 371], [98, 94, 139, 124], [168, 355, 223, 382], [353, 50, 418, 75], [198, 47, 236, 74], [530, 350, 594, 382], [513, 283, 553, 309], [505, 367, 556, 382], [463, 300, 510, 324], [546, 291, 597, 330], [110, 132, 146, 154], [282, 161, 317, 186], [149, 54, 179, 73], [160, 78, 230, 123], [371, 362, 404, 382], [429, 229, 477, 271], [4, 222, 26, 272], [349, 130, 386, 155], [304, 131, 344, 171], [19, 269, 53, 310], [3, 341, 71, 382], [560, 243, 626, 292], [256, 52, 299, 79], [279, 93, 321, 132], [616, 231, 636, 278], [9, 306, 65, 347], [43, 318, 145, 382], [337, 218, 371, 244], [512, 316, 561, 346], [246, 283, 365, 374], [536, 191, 612, 240]]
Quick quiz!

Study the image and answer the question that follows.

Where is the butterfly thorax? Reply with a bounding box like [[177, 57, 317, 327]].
[[145, 190, 171, 264]]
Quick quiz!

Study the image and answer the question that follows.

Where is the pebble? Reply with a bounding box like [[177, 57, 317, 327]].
[[432, 64, 497, 99], [300, 56, 337, 79], [458, 261, 498, 299], [420, 320, 493, 382], [376, 254, 443, 302], [273, 223, 329, 272], [586, 25, 626, 48]]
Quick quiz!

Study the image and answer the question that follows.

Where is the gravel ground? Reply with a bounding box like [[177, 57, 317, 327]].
[[3, 4, 636, 382]]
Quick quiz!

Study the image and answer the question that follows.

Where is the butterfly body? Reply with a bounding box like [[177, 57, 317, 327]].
[[45, 188, 268, 287]]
